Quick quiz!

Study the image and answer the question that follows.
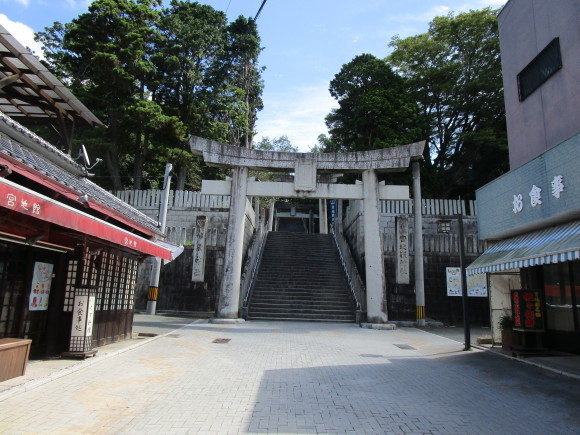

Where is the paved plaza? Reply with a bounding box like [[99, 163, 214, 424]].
[[1, 318, 580, 434]]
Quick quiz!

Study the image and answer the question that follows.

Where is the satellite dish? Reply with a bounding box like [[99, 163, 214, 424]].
[[81, 144, 91, 167]]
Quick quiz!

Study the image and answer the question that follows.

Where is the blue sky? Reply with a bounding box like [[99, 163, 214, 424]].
[[1, 0, 505, 151]]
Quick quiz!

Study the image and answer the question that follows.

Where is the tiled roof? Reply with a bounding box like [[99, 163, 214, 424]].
[[0, 111, 162, 235]]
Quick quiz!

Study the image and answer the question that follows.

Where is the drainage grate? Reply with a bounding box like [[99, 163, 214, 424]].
[[394, 344, 416, 350], [166, 334, 181, 338], [212, 338, 231, 344]]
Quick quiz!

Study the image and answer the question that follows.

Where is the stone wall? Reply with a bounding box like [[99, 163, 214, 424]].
[[343, 199, 489, 324], [115, 190, 256, 313], [118, 190, 489, 323]]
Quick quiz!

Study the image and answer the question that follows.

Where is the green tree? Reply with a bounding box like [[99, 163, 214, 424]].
[[36, 0, 264, 191], [324, 53, 423, 153], [387, 8, 508, 197], [36, 0, 185, 190], [255, 135, 298, 153], [220, 17, 264, 148], [153, 0, 229, 189]]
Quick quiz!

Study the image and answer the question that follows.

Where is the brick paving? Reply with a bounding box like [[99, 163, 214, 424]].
[[1, 320, 580, 434]]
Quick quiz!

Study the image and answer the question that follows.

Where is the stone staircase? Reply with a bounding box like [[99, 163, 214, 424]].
[[247, 232, 355, 322]]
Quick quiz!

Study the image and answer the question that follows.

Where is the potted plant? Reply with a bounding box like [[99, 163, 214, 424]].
[[499, 313, 514, 350]]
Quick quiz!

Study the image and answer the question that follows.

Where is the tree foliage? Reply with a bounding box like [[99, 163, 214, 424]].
[[323, 54, 423, 153], [387, 8, 508, 198], [254, 135, 298, 153], [35, 0, 263, 191]]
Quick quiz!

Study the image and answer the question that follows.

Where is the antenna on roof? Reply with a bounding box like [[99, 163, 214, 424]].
[[75, 144, 102, 171]]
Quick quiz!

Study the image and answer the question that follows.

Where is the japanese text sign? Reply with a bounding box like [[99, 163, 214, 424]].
[[511, 290, 544, 331]]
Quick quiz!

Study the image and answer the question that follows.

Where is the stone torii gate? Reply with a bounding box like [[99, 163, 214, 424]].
[[190, 136, 425, 324]]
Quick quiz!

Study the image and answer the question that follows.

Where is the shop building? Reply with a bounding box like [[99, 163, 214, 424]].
[[467, 0, 580, 353], [0, 25, 178, 359]]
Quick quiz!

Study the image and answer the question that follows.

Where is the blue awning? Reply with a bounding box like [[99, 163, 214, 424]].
[[466, 221, 580, 275]]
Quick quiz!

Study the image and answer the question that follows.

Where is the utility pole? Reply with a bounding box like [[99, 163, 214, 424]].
[[412, 161, 426, 327], [458, 211, 471, 350], [146, 163, 173, 315]]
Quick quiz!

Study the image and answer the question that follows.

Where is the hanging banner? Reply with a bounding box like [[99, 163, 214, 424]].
[[329, 200, 336, 225], [29, 262, 54, 311]]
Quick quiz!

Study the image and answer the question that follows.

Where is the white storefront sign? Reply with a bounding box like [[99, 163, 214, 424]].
[[513, 175, 564, 214], [446, 267, 488, 297]]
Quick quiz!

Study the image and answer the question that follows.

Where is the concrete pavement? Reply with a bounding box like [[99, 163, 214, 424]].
[[1, 317, 580, 434]]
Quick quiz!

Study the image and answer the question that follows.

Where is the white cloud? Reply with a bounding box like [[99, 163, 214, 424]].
[[391, 1, 504, 25], [64, 0, 92, 8], [256, 84, 337, 152], [456, 0, 506, 12], [0, 14, 44, 58], [1, 0, 29, 6], [393, 5, 451, 23]]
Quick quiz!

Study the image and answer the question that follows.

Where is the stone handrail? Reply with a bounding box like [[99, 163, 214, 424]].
[[330, 224, 366, 321], [240, 221, 268, 318]]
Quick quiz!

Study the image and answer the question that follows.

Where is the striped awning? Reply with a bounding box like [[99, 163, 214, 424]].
[[466, 221, 580, 275]]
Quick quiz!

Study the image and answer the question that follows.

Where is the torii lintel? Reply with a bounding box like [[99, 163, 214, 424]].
[[189, 136, 425, 173]]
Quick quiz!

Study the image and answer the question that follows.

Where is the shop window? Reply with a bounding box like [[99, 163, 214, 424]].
[[96, 252, 108, 310], [63, 259, 78, 312], [117, 257, 127, 310], [103, 253, 114, 310], [517, 38, 562, 101], [544, 262, 574, 332]]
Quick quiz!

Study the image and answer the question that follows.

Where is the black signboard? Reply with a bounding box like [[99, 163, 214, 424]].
[[511, 289, 544, 332]]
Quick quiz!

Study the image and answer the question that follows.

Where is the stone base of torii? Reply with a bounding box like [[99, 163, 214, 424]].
[[190, 136, 426, 325]]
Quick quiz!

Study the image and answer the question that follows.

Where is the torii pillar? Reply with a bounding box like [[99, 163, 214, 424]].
[[363, 169, 388, 323], [217, 166, 248, 318], [190, 136, 425, 322]]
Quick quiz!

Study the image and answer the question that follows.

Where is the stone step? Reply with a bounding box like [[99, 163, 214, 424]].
[[247, 313, 356, 322], [251, 289, 350, 296], [250, 303, 353, 311], [255, 282, 348, 290], [247, 232, 355, 323], [250, 296, 352, 304]]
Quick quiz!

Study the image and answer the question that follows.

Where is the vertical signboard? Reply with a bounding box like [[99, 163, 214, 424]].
[[396, 217, 410, 284], [29, 262, 53, 311], [69, 289, 96, 353], [192, 215, 208, 282], [446, 267, 462, 296], [329, 200, 336, 226], [511, 289, 544, 331]]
